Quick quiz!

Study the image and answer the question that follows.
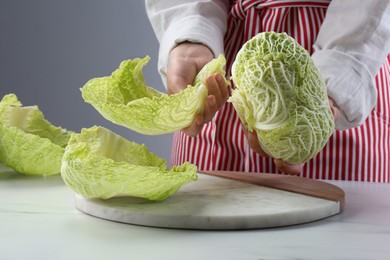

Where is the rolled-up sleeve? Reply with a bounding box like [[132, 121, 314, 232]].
[[145, 0, 229, 87], [312, 0, 390, 130]]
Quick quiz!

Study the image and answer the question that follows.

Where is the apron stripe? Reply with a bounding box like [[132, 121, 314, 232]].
[[386, 56, 389, 184], [380, 57, 390, 182], [356, 126, 363, 182], [346, 129, 353, 181]]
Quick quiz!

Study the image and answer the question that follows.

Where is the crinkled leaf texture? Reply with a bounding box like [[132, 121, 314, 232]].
[[0, 94, 72, 175], [61, 126, 198, 201], [81, 55, 226, 135], [230, 32, 334, 164]]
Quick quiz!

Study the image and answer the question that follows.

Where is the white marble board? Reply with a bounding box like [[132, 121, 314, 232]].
[[75, 174, 342, 230]]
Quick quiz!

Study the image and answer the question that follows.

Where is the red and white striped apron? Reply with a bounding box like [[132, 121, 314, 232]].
[[171, 0, 390, 182]]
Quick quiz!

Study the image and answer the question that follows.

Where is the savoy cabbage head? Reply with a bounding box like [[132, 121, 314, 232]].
[[230, 32, 334, 164]]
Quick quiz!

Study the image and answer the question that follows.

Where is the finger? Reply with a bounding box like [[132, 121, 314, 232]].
[[203, 95, 218, 123], [274, 159, 304, 175], [215, 73, 229, 103], [206, 75, 223, 107], [328, 97, 339, 122], [182, 94, 217, 136], [248, 135, 269, 157], [182, 115, 204, 137], [242, 127, 269, 157]]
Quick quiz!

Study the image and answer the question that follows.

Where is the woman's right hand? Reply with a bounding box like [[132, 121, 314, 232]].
[[167, 42, 228, 136]]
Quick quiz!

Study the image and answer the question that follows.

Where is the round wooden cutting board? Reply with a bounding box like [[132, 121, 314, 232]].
[[75, 172, 344, 230]]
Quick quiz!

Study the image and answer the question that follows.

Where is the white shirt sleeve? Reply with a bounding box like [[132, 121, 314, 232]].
[[145, 0, 229, 87], [312, 0, 390, 130]]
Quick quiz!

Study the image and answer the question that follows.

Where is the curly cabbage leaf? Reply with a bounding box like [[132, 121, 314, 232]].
[[61, 126, 198, 201], [0, 94, 72, 175], [81, 55, 226, 135], [230, 32, 334, 163]]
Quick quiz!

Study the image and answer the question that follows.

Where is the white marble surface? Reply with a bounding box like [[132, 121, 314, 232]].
[[75, 174, 340, 230], [1, 163, 390, 260]]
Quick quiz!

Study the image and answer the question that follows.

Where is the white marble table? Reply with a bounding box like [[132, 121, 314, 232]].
[[74, 174, 342, 230], [1, 164, 389, 260]]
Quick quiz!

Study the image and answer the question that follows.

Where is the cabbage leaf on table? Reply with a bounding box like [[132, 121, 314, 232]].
[[81, 55, 227, 135], [230, 32, 334, 164], [61, 126, 198, 201], [0, 94, 72, 175]]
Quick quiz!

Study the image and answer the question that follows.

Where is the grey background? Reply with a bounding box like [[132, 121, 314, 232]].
[[0, 0, 173, 162]]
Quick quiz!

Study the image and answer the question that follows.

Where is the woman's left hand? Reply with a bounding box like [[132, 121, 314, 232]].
[[244, 97, 339, 175], [243, 127, 304, 175]]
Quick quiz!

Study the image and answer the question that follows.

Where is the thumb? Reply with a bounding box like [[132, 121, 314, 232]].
[[167, 73, 195, 95], [166, 61, 197, 95]]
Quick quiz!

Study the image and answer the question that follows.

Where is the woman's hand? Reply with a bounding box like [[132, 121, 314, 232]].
[[167, 42, 228, 136], [243, 127, 304, 175], [328, 97, 340, 122], [244, 97, 339, 175]]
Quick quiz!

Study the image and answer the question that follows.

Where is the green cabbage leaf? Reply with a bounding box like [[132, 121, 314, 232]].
[[81, 55, 226, 135], [0, 94, 72, 175], [61, 126, 198, 201], [230, 32, 334, 163]]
